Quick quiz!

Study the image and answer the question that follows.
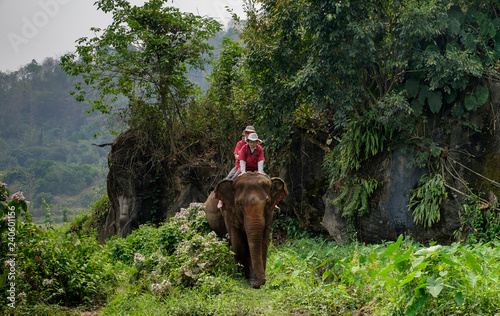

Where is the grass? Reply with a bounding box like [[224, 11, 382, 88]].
[[9, 235, 500, 315], [4, 199, 500, 315], [97, 238, 363, 316], [98, 236, 500, 316]]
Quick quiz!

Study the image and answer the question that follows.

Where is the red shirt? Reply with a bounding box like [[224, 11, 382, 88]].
[[238, 143, 265, 172], [234, 138, 246, 170]]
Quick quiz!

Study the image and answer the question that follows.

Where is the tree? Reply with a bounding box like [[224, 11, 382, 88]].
[[241, 0, 500, 141], [61, 0, 221, 158]]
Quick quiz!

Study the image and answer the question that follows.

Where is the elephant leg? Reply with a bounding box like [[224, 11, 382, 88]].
[[229, 227, 252, 279], [262, 208, 274, 275]]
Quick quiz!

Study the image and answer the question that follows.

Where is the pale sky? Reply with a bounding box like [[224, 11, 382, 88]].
[[0, 0, 245, 72]]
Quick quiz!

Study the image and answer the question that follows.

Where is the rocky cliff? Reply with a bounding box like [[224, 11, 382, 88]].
[[98, 82, 500, 244]]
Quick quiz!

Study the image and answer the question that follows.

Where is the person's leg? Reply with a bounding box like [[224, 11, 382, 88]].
[[226, 166, 238, 179], [230, 170, 241, 180]]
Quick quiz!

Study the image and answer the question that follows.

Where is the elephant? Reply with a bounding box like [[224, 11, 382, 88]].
[[205, 172, 288, 288]]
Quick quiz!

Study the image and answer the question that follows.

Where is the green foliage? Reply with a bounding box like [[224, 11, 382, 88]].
[[4, 188, 500, 315], [332, 178, 379, 219], [319, 236, 500, 314], [0, 182, 115, 313], [243, 1, 500, 240], [455, 195, 500, 243], [271, 215, 311, 241], [69, 192, 109, 237], [408, 174, 448, 228], [325, 120, 394, 180]]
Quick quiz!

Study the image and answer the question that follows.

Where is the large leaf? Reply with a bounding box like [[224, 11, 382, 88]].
[[464, 33, 477, 51], [464, 250, 482, 274], [406, 293, 428, 316], [476, 85, 489, 105], [446, 90, 457, 104], [418, 85, 430, 104], [447, 5, 464, 23], [428, 91, 442, 113], [380, 235, 404, 258], [426, 276, 444, 297], [454, 291, 464, 306], [412, 99, 423, 115], [464, 93, 479, 111], [405, 79, 420, 98], [415, 245, 443, 255], [448, 18, 461, 37]]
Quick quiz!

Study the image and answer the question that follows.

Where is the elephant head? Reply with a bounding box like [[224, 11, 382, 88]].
[[213, 172, 288, 288]]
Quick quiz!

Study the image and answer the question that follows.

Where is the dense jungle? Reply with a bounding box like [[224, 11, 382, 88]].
[[2, 0, 500, 314]]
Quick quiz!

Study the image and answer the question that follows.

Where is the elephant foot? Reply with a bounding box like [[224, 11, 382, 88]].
[[250, 278, 266, 289], [248, 273, 265, 289]]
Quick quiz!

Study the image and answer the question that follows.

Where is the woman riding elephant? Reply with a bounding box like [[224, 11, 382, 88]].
[[237, 132, 265, 174], [217, 132, 265, 209], [226, 125, 257, 180]]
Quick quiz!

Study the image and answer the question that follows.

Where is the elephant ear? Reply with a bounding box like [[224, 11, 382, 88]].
[[270, 177, 288, 205], [215, 179, 235, 210]]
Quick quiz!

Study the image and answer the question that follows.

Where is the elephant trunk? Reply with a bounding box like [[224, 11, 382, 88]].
[[245, 216, 266, 289]]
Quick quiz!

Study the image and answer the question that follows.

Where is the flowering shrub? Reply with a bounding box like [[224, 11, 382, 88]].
[[171, 231, 236, 286], [109, 203, 237, 295]]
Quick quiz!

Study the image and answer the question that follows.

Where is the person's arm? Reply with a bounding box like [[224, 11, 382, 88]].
[[257, 160, 264, 172], [240, 160, 246, 173], [234, 139, 245, 159]]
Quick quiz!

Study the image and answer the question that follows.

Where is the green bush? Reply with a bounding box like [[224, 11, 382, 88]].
[[69, 192, 109, 237], [0, 181, 116, 313]]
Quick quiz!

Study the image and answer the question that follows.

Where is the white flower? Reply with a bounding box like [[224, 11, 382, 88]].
[[18, 292, 26, 299], [179, 224, 190, 232], [197, 210, 206, 217], [150, 279, 172, 295], [175, 208, 190, 219], [42, 279, 54, 286], [0, 182, 6, 188], [161, 279, 171, 287], [150, 283, 160, 293], [134, 253, 145, 263], [12, 191, 25, 201]]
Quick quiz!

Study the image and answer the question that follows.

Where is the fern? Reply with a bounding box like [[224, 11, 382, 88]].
[[408, 174, 447, 228], [333, 178, 379, 218]]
